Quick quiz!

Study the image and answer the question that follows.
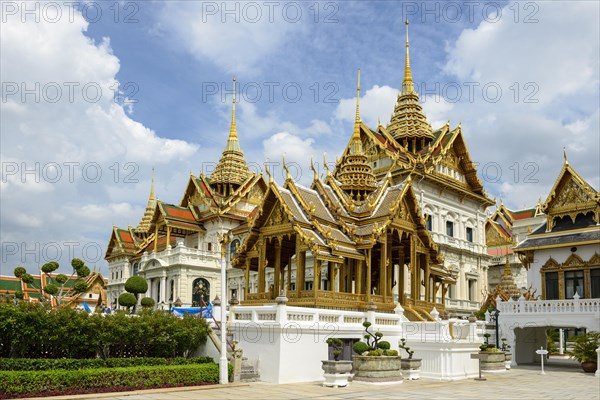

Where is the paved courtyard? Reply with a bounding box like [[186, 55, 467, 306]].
[[26, 363, 600, 400]]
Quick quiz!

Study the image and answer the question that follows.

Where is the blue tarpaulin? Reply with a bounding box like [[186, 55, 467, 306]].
[[82, 301, 92, 313], [172, 303, 212, 318]]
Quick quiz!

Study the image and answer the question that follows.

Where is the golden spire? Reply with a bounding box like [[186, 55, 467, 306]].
[[335, 68, 376, 203], [137, 167, 156, 234], [496, 250, 522, 299], [402, 18, 415, 95], [563, 147, 568, 165], [229, 76, 237, 139], [352, 68, 362, 144], [387, 18, 433, 144], [210, 76, 251, 192]]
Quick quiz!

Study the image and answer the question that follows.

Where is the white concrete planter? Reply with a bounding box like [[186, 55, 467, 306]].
[[479, 351, 507, 373], [504, 353, 512, 370], [321, 360, 353, 387], [401, 358, 421, 380]]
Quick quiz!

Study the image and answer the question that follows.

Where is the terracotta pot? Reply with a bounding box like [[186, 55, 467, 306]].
[[581, 362, 597, 373]]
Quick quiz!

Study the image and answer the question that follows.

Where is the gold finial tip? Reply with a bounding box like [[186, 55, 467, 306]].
[[405, 17, 409, 25], [563, 147, 568, 164]]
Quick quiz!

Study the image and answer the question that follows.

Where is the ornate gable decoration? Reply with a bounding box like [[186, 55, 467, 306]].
[[485, 220, 512, 247], [543, 161, 599, 230], [541, 257, 560, 270], [563, 253, 584, 268]]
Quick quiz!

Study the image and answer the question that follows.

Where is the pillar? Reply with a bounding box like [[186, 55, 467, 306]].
[[366, 249, 372, 303], [424, 256, 430, 303], [160, 276, 167, 304], [154, 225, 159, 252], [274, 239, 281, 295], [356, 258, 363, 295], [166, 226, 171, 249], [314, 259, 321, 295], [559, 329, 564, 355], [380, 241, 387, 301], [244, 259, 250, 298], [258, 239, 266, 293], [297, 249, 305, 293]]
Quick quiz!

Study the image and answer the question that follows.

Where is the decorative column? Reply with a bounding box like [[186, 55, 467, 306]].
[[274, 239, 281, 295], [314, 259, 322, 295], [380, 240, 387, 300], [297, 249, 305, 293], [356, 258, 363, 295], [166, 226, 171, 249], [258, 238, 266, 293], [366, 248, 372, 303], [244, 259, 250, 298], [287, 255, 292, 292], [154, 225, 159, 252], [559, 329, 564, 355], [160, 275, 167, 304]]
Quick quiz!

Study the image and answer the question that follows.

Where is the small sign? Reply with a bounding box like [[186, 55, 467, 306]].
[[535, 347, 548, 375]]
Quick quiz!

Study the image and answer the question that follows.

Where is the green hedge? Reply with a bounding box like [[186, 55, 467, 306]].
[[0, 357, 214, 371], [0, 363, 225, 396], [0, 303, 209, 358]]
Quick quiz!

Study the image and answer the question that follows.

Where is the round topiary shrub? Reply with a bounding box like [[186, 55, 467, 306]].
[[353, 341, 371, 355], [377, 340, 391, 350], [383, 349, 399, 356], [140, 297, 156, 308], [125, 276, 148, 295], [73, 281, 88, 293], [118, 292, 137, 308], [14, 290, 24, 300], [14, 266, 26, 278], [55, 274, 68, 284], [44, 283, 59, 296], [21, 273, 34, 284], [41, 261, 59, 274], [367, 349, 384, 356]]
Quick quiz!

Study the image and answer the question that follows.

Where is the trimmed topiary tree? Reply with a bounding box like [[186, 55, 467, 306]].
[[118, 293, 137, 310], [140, 297, 156, 308], [43, 284, 59, 296], [124, 276, 148, 314]]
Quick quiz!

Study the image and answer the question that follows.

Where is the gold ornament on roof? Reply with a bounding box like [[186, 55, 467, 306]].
[[335, 68, 376, 203], [210, 76, 252, 191], [137, 167, 156, 234], [386, 18, 434, 144]]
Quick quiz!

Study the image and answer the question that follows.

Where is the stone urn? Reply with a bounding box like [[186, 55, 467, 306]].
[[352, 356, 403, 383], [504, 352, 512, 370], [321, 360, 353, 387], [479, 351, 507, 372], [400, 358, 422, 380]]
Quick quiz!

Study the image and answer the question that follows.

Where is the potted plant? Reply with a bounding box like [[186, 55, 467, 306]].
[[477, 333, 506, 372], [500, 338, 512, 369], [351, 322, 402, 382], [572, 331, 599, 373], [322, 338, 353, 387], [399, 338, 421, 380]]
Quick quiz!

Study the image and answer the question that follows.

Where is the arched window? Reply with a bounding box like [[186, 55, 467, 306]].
[[132, 262, 140, 276], [192, 278, 210, 306]]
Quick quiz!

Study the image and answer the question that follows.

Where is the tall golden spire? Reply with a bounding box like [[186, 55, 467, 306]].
[[336, 69, 376, 203], [137, 167, 156, 234], [229, 76, 237, 139], [210, 76, 251, 193], [402, 18, 416, 95], [387, 18, 434, 145]]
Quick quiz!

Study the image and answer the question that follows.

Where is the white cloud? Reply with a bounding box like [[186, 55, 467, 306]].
[[0, 6, 198, 274], [157, 2, 305, 75], [335, 85, 398, 128], [441, 1, 599, 209]]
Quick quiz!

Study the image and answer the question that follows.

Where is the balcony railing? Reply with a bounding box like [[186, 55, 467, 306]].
[[497, 295, 600, 315]]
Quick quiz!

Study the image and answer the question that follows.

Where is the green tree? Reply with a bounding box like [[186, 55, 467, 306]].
[[140, 297, 156, 308], [118, 293, 137, 310], [124, 276, 148, 314]]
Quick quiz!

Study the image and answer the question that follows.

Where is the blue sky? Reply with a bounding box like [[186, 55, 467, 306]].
[[1, 1, 599, 276]]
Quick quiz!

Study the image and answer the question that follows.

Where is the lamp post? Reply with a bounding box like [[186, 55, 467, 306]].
[[218, 230, 231, 385], [490, 308, 500, 349]]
